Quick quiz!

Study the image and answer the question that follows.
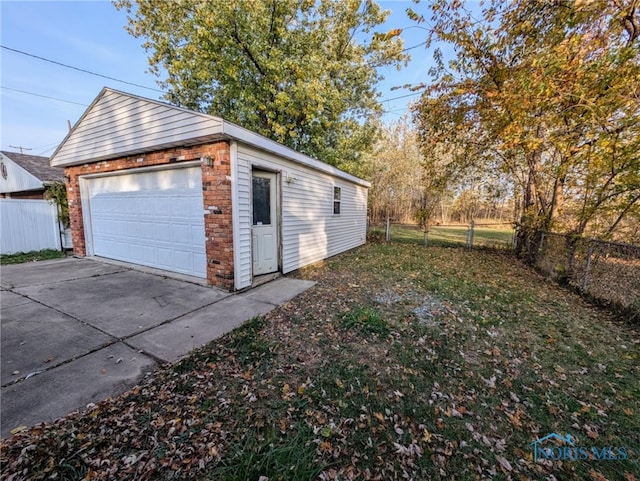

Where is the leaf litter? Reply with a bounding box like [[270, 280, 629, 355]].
[[1, 243, 638, 480]]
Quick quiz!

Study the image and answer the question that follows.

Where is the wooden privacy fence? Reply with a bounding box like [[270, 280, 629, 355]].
[[0, 199, 62, 255]]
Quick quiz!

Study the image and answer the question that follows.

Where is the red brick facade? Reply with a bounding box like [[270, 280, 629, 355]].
[[64, 141, 235, 290]]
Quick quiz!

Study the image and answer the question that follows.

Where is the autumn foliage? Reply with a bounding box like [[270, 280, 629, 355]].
[[412, 0, 640, 252]]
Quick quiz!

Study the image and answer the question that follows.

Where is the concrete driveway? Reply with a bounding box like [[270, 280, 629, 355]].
[[1, 257, 314, 438]]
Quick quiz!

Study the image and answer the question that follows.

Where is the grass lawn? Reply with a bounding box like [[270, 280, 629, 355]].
[[0, 249, 65, 265], [1, 243, 638, 480], [370, 224, 515, 249]]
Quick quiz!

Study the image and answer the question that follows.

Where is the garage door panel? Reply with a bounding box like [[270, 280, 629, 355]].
[[173, 250, 191, 269], [138, 221, 156, 240], [154, 222, 171, 241], [172, 224, 192, 245], [86, 167, 206, 278], [138, 197, 156, 216], [171, 195, 195, 216], [156, 247, 173, 268]]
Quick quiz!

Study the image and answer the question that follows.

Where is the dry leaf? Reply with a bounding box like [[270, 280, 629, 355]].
[[496, 455, 512, 472], [589, 469, 609, 481]]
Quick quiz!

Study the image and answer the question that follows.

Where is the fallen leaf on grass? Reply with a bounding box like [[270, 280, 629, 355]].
[[496, 455, 512, 472], [506, 408, 524, 429], [483, 376, 496, 388], [590, 469, 609, 481]]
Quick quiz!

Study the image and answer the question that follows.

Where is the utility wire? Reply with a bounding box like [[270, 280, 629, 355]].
[[381, 90, 423, 102], [1, 86, 88, 106], [3, 44, 422, 105], [3, 45, 422, 115], [36, 145, 59, 156], [1, 45, 164, 93]]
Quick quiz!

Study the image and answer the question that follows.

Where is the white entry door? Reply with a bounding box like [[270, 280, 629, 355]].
[[251, 171, 278, 276]]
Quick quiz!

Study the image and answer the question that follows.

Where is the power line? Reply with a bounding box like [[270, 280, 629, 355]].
[[380, 90, 423, 103], [1, 86, 88, 106], [35, 142, 63, 156], [9, 145, 32, 153], [1, 45, 164, 94], [3, 44, 421, 107]]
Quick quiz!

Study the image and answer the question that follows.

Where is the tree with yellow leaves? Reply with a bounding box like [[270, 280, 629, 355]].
[[412, 0, 639, 253]]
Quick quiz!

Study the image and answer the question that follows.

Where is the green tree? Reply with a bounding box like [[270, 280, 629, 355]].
[[114, 0, 407, 168], [412, 0, 640, 251]]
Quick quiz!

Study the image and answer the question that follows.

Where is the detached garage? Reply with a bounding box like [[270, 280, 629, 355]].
[[50, 88, 369, 290]]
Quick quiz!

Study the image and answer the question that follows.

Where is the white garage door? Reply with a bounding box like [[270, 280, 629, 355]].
[[85, 166, 206, 278]]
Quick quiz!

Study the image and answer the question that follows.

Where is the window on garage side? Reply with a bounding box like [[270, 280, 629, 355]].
[[333, 186, 341, 215]]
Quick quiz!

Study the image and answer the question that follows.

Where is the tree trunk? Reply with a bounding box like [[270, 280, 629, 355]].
[[515, 149, 547, 264]]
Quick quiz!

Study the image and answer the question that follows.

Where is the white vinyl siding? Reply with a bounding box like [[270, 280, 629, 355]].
[[0, 153, 43, 194], [51, 90, 223, 167], [51, 90, 370, 192], [234, 144, 367, 289], [233, 143, 253, 289], [50, 88, 370, 290]]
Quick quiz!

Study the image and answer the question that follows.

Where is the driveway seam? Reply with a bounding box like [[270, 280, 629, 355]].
[[1, 288, 121, 388], [2, 285, 235, 387], [118, 292, 238, 344], [0, 340, 152, 389], [4, 288, 119, 341], [0, 268, 129, 290], [1, 259, 316, 438]]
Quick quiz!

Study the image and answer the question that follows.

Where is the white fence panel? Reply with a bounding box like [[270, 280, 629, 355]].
[[0, 199, 62, 254]]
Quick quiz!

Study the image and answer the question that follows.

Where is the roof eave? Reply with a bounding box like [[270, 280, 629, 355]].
[[221, 121, 371, 188]]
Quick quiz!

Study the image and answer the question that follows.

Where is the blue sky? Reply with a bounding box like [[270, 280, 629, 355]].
[[0, 0, 435, 158]]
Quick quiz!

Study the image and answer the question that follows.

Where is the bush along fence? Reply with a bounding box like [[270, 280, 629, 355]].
[[534, 231, 640, 322]]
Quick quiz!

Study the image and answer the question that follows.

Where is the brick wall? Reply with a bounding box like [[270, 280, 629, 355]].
[[64, 141, 235, 290]]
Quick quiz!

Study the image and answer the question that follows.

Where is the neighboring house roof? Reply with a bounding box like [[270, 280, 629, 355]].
[[1, 151, 65, 183], [50, 87, 370, 188], [0, 151, 65, 194]]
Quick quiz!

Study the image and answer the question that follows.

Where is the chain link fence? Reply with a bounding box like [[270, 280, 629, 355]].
[[367, 222, 638, 321], [368, 222, 515, 250], [535, 232, 640, 322]]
